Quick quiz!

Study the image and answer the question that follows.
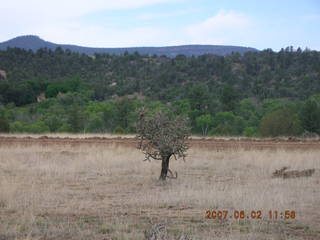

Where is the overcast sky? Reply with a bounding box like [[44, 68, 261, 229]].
[[1, 0, 319, 50]]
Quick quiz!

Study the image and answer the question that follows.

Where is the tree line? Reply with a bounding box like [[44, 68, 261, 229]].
[[0, 46, 320, 136]]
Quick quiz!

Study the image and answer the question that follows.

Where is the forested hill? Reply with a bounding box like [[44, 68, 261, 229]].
[[0, 46, 319, 106], [0, 46, 320, 136], [0, 35, 258, 57]]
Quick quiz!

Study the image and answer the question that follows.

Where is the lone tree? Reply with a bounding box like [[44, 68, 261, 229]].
[[136, 109, 190, 181]]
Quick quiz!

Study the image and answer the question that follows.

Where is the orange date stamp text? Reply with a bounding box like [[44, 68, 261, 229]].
[[205, 210, 296, 220]]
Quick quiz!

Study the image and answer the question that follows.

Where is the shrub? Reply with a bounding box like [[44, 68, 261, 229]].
[[0, 116, 10, 132], [114, 126, 126, 134], [244, 127, 257, 137], [25, 121, 50, 133], [300, 99, 320, 134], [210, 112, 245, 136], [259, 108, 302, 137], [136, 109, 190, 180], [10, 121, 26, 133]]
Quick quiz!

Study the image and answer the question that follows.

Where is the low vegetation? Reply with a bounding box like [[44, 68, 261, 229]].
[[0, 137, 319, 239]]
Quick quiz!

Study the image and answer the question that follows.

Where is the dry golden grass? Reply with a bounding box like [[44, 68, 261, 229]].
[[0, 133, 136, 139], [0, 139, 319, 240]]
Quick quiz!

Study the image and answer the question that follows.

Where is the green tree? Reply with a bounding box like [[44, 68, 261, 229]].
[[0, 116, 10, 132], [85, 113, 104, 133], [187, 84, 210, 112], [260, 99, 287, 116], [259, 108, 302, 137], [300, 99, 320, 134], [196, 114, 213, 136], [243, 127, 257, 137], [5, 84, 36, 106], [102, 102, 116, 132], [113, 126, 126, 134], [210, 112, 245, 136], [57, 123, 72, 132], [115, 98, 135, 132], [172, 99, 191, 116], [68, 104, 85, 133], [45, 83, 67, 98], [237, 98, 260, 129], [43, 114, 63, 132], [220, 84, 239, 112], [136, 109, 190, 181], [26, 121, 50, 133], [10, 121, 26, 132]]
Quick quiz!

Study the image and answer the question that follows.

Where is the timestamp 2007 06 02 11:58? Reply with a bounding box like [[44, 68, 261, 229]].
[[205, 210, 296, 220]]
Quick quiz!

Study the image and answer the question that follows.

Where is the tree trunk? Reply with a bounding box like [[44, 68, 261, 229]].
[[159, 154, 171, 180]]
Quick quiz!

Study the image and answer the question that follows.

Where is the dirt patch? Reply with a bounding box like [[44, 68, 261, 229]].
[[1, 135, 320, 150]]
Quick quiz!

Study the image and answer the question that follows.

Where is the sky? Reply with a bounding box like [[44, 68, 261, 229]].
[[1, 0, 319, 51]]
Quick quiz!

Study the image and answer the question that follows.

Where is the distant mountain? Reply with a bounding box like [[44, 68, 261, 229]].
[[0, 35, 258, 57]]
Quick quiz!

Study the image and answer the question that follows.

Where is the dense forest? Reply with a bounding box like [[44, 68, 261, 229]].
[[0, 46, 320, 136]]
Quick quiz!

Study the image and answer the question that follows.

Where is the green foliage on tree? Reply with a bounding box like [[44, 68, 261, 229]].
[[243, 127, 257, 137], [220, 84, 239, 112], [113, 126, 126, 134], [45, 76, 87, 98], [210, 112, 245, 136], [187, 84, 210, 112], [136, 109, 190, 180], [58, 123, 72, 132], [0, 116, 10, 132], [260, 99, 288, 116], [10, 121, 26, 132], [259, 108, 303, 137], [67, 104, 85, 133], [115, 97, 136, 133], [196, 114, 213, 136], [42, 114, 63, 132], [172, 99, 192, 116], [300, 97, 320, 134], [1, 46, 320, 136], [26, 121, 50, 133], [1, 46, 320, 107]]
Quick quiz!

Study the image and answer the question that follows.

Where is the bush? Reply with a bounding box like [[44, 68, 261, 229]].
[[210, 112, 245, 136], [113, 126, 126, 134], [196, 114, 213, 136], [300, 99, 320, 134], [85, 114, 104, 133], [43, 114, 63, 132], [0, 116, 10, 132], [243, 127, 257, 137], [210, 125, 235, 136], [25, 121, 50, 133], [57, 123, 72, 132], [259, 108, 302, 137], [10, 121, 26, 132]]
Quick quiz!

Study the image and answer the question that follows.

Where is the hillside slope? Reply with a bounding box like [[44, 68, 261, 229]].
[[0, 35, 258, 57]]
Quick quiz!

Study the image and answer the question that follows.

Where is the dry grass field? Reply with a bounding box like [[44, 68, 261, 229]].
[[0, 135, 320, 240]]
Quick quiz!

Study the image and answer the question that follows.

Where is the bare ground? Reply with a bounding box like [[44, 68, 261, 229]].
[[0, 135, 319, 240]]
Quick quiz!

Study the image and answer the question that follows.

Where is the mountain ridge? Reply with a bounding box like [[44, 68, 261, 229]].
[[0, 35, 259, 57]]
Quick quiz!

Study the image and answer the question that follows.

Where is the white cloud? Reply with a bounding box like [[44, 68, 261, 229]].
[[31, 21, 173, 47], [1, 0, 178, 19], [137, 9, 190, 20], [0, 4, 257, 48], [185, 10, 253, 45], [0, 0, 179, 44]]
